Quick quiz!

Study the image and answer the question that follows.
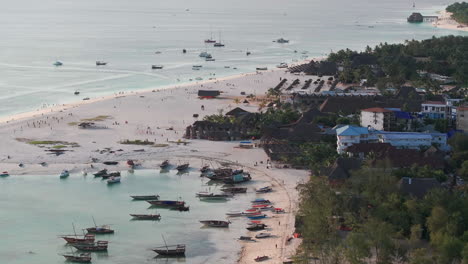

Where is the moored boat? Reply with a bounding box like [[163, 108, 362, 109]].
[[60, 170, 70, 178], [276, 37, 289, 43], [255, 233, 271, 239], [130, 214, 161, 220], [86, 218, 114, 234], [93, 169, 107, 177], [107, 176, 121, 184], [96, 61, 107, 66], [176, 163, 189, 171], [199, 51, 210, 58], [54, 61, 63, 66], [276, 62, 288, 68], [147, 200, 185, 208], [246, 223, 267, 231], [101, 171, 121, 179], [220, 187, 247, 193], [61, 234, 95, 244], [152, 65, 164, 69], [130, 195, 160, 200], [248, 214, 267, 220], [256, 186, 272, 193], [159, 160, 170, 169], [239, 236, 254, 241], [61, 252, 92, 263], [256, 67, 268, 71], [127, 159, 135, 168], [199, 220, 230, 228], [152, 244, 186, 256], [255, 255, 269, 262], [71, 241, 108, 251], [0, 171, 9, 177]]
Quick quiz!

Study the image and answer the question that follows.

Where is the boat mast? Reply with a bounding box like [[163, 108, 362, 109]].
[[161, 234, 169, 251], [92, 216, 97, 228], [72, 223, 78, 238]]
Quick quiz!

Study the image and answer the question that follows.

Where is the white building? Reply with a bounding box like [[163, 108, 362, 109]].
[[336, 125, 447, 154], [360, 107, 394, 131], [421, 101, 450, 119]]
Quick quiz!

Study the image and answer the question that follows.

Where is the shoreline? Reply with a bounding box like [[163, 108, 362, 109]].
[[433, 10, 468, 32], [0, 67, 312, 263]]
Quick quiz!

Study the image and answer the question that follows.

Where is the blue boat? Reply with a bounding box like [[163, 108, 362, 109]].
[[0, 171, 9, 177], [59, 170, 70, 178], [248, 214, 267, 220], [252, 198, 266, 203]]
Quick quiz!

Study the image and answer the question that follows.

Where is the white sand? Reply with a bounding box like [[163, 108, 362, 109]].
[[433, 10, 468, 32], [0, 67, 314, 263]]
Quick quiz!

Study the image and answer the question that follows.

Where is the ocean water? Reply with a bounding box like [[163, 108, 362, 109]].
[[0, 169, 261, 264], [0, 0, 467, 117]]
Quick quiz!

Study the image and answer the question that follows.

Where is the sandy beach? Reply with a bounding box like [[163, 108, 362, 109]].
[[433, 10, 468, 32], [0, 67, 317, 263]]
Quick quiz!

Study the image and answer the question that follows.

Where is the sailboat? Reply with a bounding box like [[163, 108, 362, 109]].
[[214, 31, 225, 47], [204, 31, 216, 43], [152, 235, 186, 256]]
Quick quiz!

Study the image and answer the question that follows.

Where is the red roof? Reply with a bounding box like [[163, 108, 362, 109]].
[[361, 107, 393, 113], [422, 101, 445, 105]]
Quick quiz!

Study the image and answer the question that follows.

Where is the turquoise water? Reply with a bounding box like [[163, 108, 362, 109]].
[[0, 0, 467, 117], [0, 169, 260, 263]]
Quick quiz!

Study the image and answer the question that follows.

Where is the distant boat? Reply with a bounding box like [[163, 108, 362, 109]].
[[220, 187, 247, 193], [60, 170, 70, 179], [82, 97, 90, 101], [205, 31, 216, 43], [101, 171, 121, 179], [159, 160, 170, 169], [246, 51, 251, 56], [107, 176, 121, 184], [276, 63, 288, 68], [214, 31, 225, 47], [152, 65, 164, 70], [153, 236, 186, 256], [130, 214, 161, 220], [74, 91, 80, 95], [276, 38, 289, 43], [255, 255, 269, 262], [54, 61, 63, 66], [0, 171, 9, 177], [205, 57, 215, 62], [239, 236, 254, 241], [176, 163, 189, 171], [256, 186, 272, 193], [199, 51, 210, 58], [248, 214, 267, 220], [256, 67, 268, 71], [96, 61, 107, 66], [155, 51, 162, 54], [86, 218, 114, 234], [61, 252, 92, 263], [71, 241, 108, 252], [246, 223, 267, 231], [93, 169, 108, 177], [60, 223, 95, 244], [130, 195, 160, 200], [147, 200, 185, 208], [199, 220, 230, 227], [255, 233, 271, 239], [182, 49, 187, 53]]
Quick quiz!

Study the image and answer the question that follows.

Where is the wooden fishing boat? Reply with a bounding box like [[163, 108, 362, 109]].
[[199, 220, 230, 228], [71, 241, 108, 251], [176, 163, 189, 171], [239, 236, 254, 241], [147, 200, 185, 208], [130, 214, 161, 220], [220, 187, 247, 193], [93, 169, 107, 177], [153, 244, 186, 256], [255, 255, 269, 262], [252, 200, 272, 205], [96, 61, 107, 66], [196, 192, 232, 200], [0, 171, 9, 177], [61, 252, 92, 263], [246, 223, 267, 231], [101, 171, 121, 179], [255, 233, 271, 239], [86, 218, 114, 234], [226, 211, 243, 217], [159, 160, 170, 169], [103, 161, 118, 165], [61, 234, 95, 244], [130, 195, 160, 200], [255, 186, 272, 193], [248, 214, 267, 220]]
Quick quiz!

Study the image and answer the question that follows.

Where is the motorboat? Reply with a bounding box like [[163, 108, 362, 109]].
[[130, 195, 160, 200], [276, 63, 288, 68], [130, 214, 161, 220], [199, 51, 210, 57], [54, 61, 63, 66], [107, 176, 121, 184], [256, 67, 268, 71], [255, 233, 271, 239], [200, 220, 230, 227], [152, 65, 164, 70], [276, 38, 289, 43], [61, 252, 92, 263], [0, 171, 9, 177], [96, 61, 107, 66]]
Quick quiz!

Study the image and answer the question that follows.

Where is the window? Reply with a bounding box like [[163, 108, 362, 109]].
[[425, 106, 428, 111]]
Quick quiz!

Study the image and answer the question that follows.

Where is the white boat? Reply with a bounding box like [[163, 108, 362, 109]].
[[54, 61, 63, 66], [60, 170, 70, 178], [276, 38, 289, 43], [226, 211, 243, 217], [107, 176, 121, 184], [255, 233, 272, 239], [276, 63, 288, 68], [199, 52, 210, 58], [152, 65, 164, 69]]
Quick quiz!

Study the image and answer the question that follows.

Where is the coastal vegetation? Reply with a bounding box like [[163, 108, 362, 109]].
[[119, 139, 155, 145], [327, 35, 468, 88], [447, 2, 468, 24], [294, 138, 468, 264]]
